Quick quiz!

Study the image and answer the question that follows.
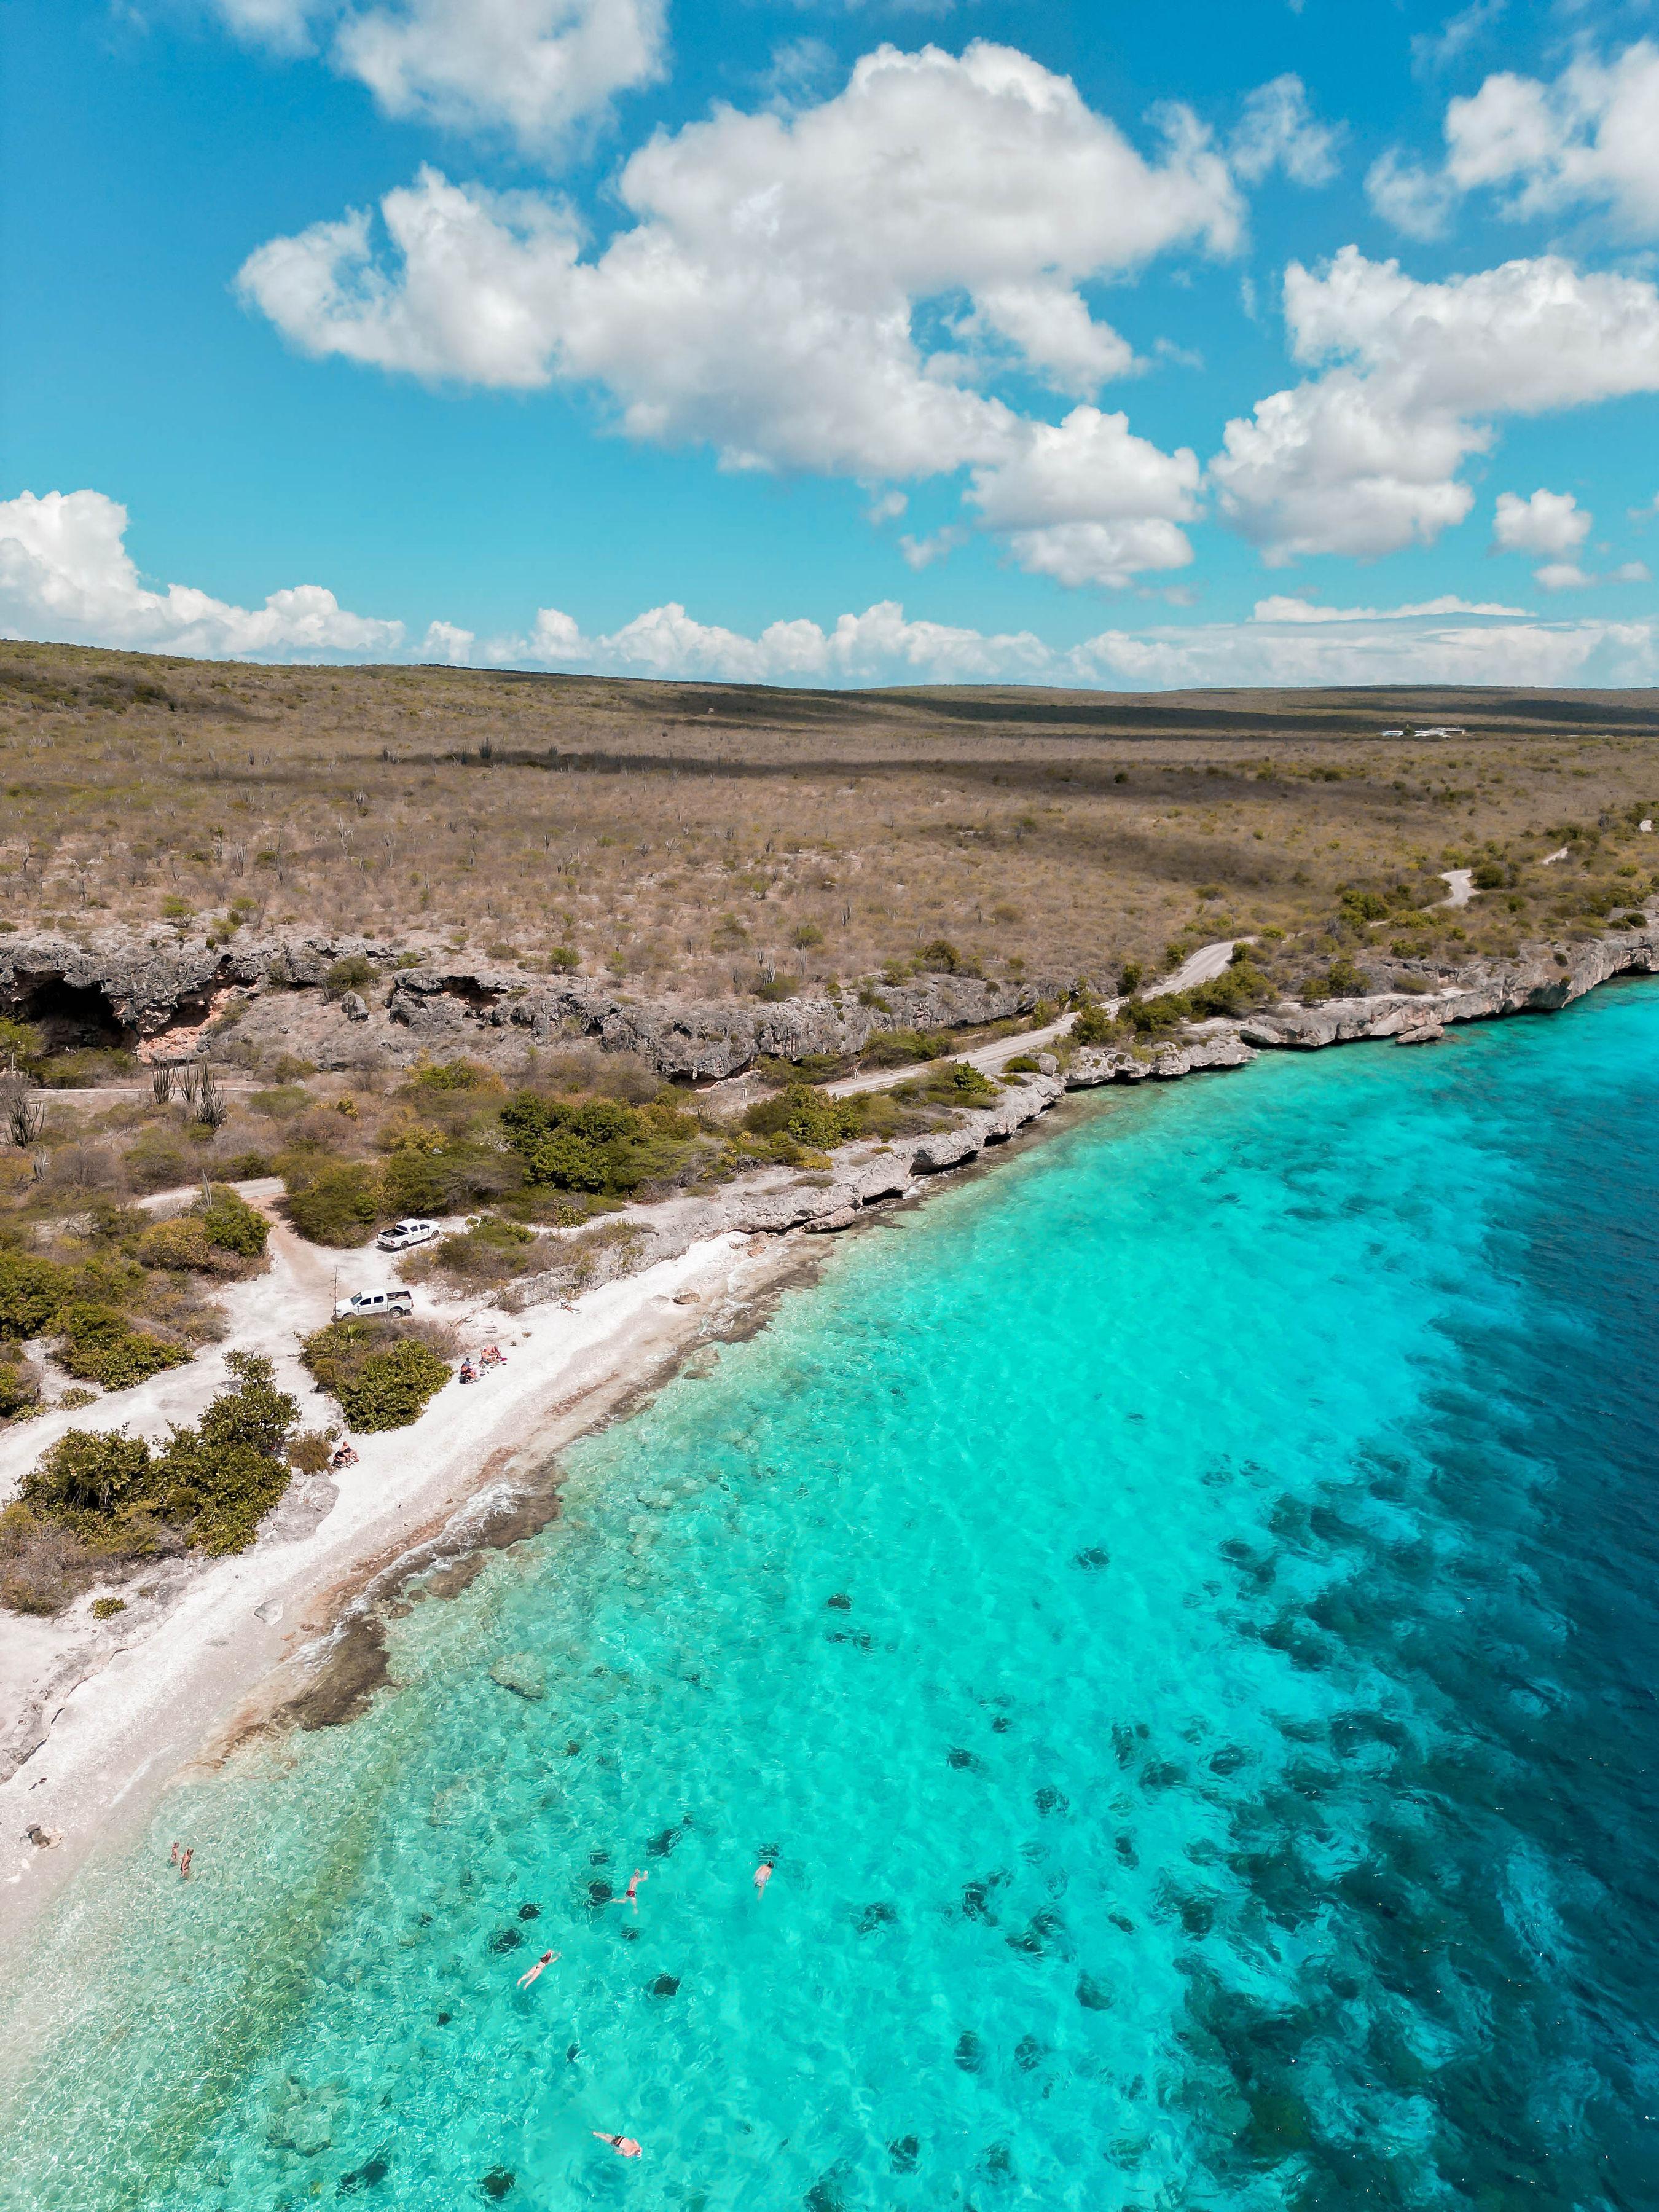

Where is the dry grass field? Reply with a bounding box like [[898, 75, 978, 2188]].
[[3, 641, 1658, 990]]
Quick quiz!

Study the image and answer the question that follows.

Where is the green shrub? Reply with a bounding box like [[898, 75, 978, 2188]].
[[324, 955, 375, 997], [1339, 889, 1390, 923], [23, 1426, 155, 1522], [248, 1084, 310, 1120], [501, 1091, 700, 1196], [91, 1596, 126, 1619], [53, 1303, 189, 1390], [0, 1018, 45, 1076], [20, 1354, 297, 1559], [861, 1027, 951, 1069], [152, 1352, 298, 1551], [1072, 1001, 1120, 1047], [920, 938, 963, 973], [1118, 961, 1145, 994], [197, 1185, 269, 1257], [135, 1216, 233, 1276], [409, 1058, 495, 1093], [742, 1084, 858, 1149], [284, 1162, 384, 1246], [0, 1350, 39, 1420], [1003, 1054, 1041, 1075], [417, 1215, 537, 1287], [1472, 861, 1508, 891], [755, 973, 800, 1003], [947, 1062, 995, 1101], [546, 946, 581, 971], [1325, 957, 1368, 998], [1123, 992, 1188, 1035], [121, 1129, 196, 1193], [302, 1321, 450, 1433], [0, 1250, 73, 1340]]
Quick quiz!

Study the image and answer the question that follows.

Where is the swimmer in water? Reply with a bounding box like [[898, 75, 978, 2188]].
[[516, 1950, 559, 1989], [168, 1841, 181, 1868], [754, 1860, 774, 1898], [592, 2133, 643, 2159], [602, 1869, 647, 1912], [178, 1848, 194, 1881]]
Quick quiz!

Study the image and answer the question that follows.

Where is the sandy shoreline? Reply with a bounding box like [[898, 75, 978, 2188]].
[[0, 1223, 816, 1961]]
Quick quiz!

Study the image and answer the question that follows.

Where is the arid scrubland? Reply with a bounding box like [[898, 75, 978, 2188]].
[[4, 641, 1658, 991]]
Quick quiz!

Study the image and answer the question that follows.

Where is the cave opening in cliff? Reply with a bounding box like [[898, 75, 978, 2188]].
[[14, 974, 131, 1051]]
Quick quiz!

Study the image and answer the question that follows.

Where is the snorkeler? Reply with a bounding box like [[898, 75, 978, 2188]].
[[592, 2133, 643, 2159], [754, 1860, 774, 1898], [516, 1951, 559, 1989]]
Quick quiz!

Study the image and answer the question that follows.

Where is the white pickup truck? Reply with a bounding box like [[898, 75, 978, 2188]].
[[377, 1218, 439, 1252], [335, 1288, 415, 1320]]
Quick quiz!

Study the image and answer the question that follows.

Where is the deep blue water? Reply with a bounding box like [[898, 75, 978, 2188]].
[[2, 986, 1657, 2211]]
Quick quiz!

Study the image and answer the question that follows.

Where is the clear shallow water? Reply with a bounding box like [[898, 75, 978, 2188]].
[[4, 989, 1659, 2212]]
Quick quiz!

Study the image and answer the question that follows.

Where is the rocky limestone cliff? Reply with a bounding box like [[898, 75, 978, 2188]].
[[0, 927, 1051, 1078]]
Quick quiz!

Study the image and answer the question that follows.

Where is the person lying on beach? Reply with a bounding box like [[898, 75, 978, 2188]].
[[516, 1950, 559, 1988], [754, 1861, 774, 1899], [592, 2133, 643, 2159], [482, 1344, 506, 1365], [459, 1359, 478, 1384], [331, 1442, 359, 1470]]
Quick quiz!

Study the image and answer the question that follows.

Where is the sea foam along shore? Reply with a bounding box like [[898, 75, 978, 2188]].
[[2, 915, 1656, 1953]]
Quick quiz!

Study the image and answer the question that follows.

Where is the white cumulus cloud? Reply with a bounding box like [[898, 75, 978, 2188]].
[[1228, 74, 1341, 186], [0, 489, 404, 660], [1370, 39, 1659, 241], [207, 0, 666, 159], [1492, 487, 1591, 557], [1212, 247, 1659, 561], [237, 42, 1253, 586]]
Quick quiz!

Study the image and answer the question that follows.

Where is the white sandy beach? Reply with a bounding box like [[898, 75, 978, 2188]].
[[0, 1205, 807, 1955]]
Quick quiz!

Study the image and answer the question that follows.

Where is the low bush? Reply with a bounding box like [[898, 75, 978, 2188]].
[[135, 1215, 241, 1277], [14, 1352, 299, 1571], [284, 1161, 384, 1246], [501, 1090, 703, 1196], [407, 1058, 498, 1094], [742, 1083, 858, 1150], [0, 1250, 72, 1339], [409, 1215, 537, 1288], [1072, 1001, 1120, 1048], [0, 1018, 45, 1077], [324, 955, 375, 997], [0, 1345, 38, 1421], [0, 1502, 128, 1616], [860, 1027, 952, 1069], [1003, 1054, 1041, 1075], [53, 1301, 190, 1390], [198, 1184, 269, 1257], [302, 1319, 451, 1433]]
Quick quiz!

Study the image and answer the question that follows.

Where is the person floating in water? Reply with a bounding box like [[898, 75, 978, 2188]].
[[754, 1860, 774, 1899], [593, 2133, 643, 2159], [516, 1950, 559, 1989], [603, 1869, 648, 1912]]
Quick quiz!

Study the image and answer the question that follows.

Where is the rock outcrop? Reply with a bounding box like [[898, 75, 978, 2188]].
[[0, 927, 1051, 1080]]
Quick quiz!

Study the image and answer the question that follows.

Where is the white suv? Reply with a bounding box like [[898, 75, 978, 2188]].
[[377, 1218, 439, 1252]]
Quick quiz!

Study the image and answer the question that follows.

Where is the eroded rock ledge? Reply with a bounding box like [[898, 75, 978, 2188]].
[[0, 928, 1053, 1078]]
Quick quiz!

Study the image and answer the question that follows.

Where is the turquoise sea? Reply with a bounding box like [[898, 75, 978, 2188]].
[[3, 986, 1658, 2211]]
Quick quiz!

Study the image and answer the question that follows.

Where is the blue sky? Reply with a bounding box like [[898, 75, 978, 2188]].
[[5, 0, 1659, 687]]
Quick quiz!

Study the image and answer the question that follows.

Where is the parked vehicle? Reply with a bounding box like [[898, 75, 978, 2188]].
[[377, 1218, 439, 1252], [336, 1288, 415, 1320]]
